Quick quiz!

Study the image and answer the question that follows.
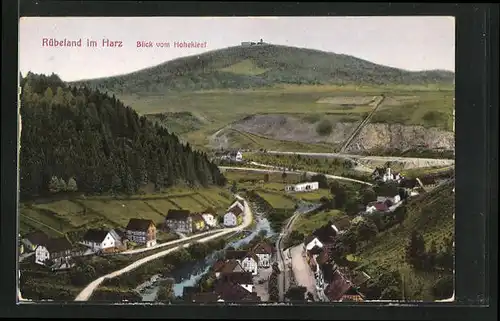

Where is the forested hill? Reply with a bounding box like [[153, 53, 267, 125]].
[[72, 44, 455, 94], [19, 73, 226, 199]]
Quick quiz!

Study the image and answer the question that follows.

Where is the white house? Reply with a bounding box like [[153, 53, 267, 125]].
[[228, 150, 243, 162], [376, 195, 401, 205], [226, 250, 259, 275], [223, 205, 244, 227], [239, 254, 259, 275], [80, 229, 122, 252], [252, 242, 273, 268], [35, 237, 74, 269], [285, 181, 319, 193], [382, 168, 402, 183], [201, 213, 217, 228]]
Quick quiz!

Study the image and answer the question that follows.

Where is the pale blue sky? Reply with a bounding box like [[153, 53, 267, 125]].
[[19, 16, 455, 82]]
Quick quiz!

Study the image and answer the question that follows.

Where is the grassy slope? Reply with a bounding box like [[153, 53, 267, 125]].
[[19, 187, 232, 238], [355, 181, 455, 300], [293, 209, 347, 236], [70, 45, 454, 149], [72, 44, 454, 94]]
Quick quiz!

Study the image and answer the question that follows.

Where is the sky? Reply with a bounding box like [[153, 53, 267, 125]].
[[19, 16, 455, 82]]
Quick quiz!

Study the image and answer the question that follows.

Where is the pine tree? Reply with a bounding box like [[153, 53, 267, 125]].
[[230, 181, 238, 194], [48, 176, 60, 193], [405, 230, 426, 269]]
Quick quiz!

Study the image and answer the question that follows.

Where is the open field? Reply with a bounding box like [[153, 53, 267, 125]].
[[253, 190, 297, 210], [117, 85, 454, 151], [19, 187, 233, 238], [292, 209, 347, 236], [354, 181, 455, 300]]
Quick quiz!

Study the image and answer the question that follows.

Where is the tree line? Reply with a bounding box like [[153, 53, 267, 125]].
[[19, 72, 226, 199]]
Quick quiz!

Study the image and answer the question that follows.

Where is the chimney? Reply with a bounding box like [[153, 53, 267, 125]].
[[387, 167, 391, 178]]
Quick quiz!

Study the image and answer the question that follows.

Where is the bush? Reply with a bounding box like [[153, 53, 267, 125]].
[[316, 119, 333, 136], [432, 275, 454, 300]]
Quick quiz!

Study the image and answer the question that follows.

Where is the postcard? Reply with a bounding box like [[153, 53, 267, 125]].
[[18, 16, 455, 304]]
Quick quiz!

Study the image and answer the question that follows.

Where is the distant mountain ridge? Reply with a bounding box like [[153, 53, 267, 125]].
[[71, 44, 455, 94]]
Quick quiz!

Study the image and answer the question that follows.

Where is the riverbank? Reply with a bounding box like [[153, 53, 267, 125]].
[[136, 206, 276, 301]]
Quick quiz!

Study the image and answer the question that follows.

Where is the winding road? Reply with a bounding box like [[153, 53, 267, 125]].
[[74, 195, 253, 301]]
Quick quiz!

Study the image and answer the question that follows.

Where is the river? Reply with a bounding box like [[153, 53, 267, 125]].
[[138, 206, 276, 301]]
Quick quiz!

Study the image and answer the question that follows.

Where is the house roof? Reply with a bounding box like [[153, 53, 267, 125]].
[[252, 242, 274, 255], [225, 250, 257, 262], [214, 280, 258, 302], [203, 207, 217, 215], [313, 223, 338, 243], [82, 229, 109, 243], [307, 245, 323, 255], [373, 202, 389, 212], [227, 205, 243, 216], [191, 213, 205, 223], [43, 237, 73, 253], [332, 217, 351, 231], [23, 231, 49, 245], [324, 270, 352, 301], [125, 218, 154, 231], [304, 235, 317, 246], [220, 271, 253, 285], [166, 209, 191, 221], [216, 259, 243, 274]]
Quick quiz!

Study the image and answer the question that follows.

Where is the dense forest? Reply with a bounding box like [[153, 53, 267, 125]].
[[72, 45, 455, 94], [19, 73, 226, 199]]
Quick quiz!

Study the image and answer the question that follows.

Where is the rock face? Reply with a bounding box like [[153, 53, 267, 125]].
[[232, 114, 359, 145], [345, 123, 455, 153], [231, 114, 455, 152]]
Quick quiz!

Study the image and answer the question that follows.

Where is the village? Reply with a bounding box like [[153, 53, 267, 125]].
[[19, 198, 249, 271], [19, 150, 450, 303]]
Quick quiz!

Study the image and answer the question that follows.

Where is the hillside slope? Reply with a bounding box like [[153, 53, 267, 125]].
[[19, 73, 226, 199], [71, 44, 455, 94], [356, 180, 455, 300]]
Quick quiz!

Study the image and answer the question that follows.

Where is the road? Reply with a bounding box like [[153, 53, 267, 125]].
[[262, 151, 454, 168], [339, 95, 385, 153], [74, 195, 253, 301], [219, 165, 373, 187], [121, 228, 223, 255], [19, 252, 35, 262], [275, 203, 322, 302], [290, 245, 318, 301]]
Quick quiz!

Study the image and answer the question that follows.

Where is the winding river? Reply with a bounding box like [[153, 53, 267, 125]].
[[138, 207, 276, 301]]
